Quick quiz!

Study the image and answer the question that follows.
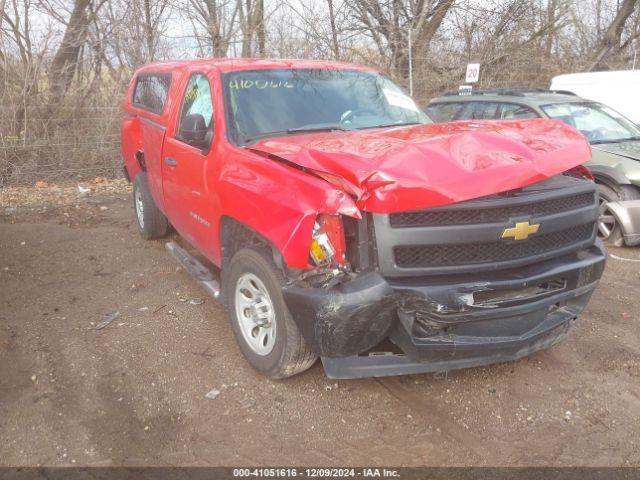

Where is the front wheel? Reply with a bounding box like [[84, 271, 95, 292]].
[[597, 183, 640, 246], [225, 248, 317, 379]]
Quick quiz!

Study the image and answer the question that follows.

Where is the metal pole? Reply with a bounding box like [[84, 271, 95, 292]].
[[408, 29, 413, 96], [633, 49, 637, 70]]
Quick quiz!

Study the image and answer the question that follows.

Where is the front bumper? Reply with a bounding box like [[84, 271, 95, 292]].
[[282, 243, 606, 378], [607, 199, 640, 246]]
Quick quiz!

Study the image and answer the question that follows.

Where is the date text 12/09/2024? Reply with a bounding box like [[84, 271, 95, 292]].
[[233, 468, 400, 478]]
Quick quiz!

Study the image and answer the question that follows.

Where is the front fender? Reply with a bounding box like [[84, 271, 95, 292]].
[[588, 164, 632, 187], [216, 148, 359, 269]]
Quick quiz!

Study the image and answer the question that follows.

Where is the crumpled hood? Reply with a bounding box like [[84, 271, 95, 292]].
[[593, 140, 640, 161], [248, 119, 592, 213]]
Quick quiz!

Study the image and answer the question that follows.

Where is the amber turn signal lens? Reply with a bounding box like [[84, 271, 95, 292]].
[[309, 215, 346, 266]]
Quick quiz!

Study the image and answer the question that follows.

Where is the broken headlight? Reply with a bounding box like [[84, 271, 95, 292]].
[[309, 214, 347, 266]]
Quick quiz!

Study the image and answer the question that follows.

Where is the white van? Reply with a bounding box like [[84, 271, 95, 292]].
[[551, 70, 640, 124]]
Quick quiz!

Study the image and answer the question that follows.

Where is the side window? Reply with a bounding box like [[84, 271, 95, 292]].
[[458, 102, 501, 120], [499, 103, 539, 120], [177, 74, 214, 148], [426, 103, 464, 122], [132, 74, 171, 114]]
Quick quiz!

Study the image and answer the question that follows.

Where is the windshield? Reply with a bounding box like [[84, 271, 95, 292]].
[[223, 69, 430, 144], [541, 102, 640, 144]]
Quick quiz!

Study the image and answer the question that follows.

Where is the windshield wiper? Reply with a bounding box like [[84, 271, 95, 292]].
[[241, 125, 351, 145], [241, 121, 423, 145], [286, 124, 352, 134], [356, 121, 423, 130]]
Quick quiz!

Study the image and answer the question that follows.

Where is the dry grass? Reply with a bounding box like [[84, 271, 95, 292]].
[[0, 177, 131, 214]]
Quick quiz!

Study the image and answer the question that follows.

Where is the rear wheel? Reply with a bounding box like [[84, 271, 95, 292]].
[[226, 248, 317, 379], [133, 173, 169, 240], [597, 183, 640, 246]]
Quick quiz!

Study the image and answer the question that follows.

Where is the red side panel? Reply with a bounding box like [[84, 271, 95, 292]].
[[120, 115, 142, 180]]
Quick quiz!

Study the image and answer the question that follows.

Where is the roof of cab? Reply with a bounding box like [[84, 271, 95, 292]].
[[136, 58, 378, 75]]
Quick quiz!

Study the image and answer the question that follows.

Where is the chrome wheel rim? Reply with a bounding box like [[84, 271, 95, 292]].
[[135, 188, 145, 229], [234, 273, 276, 356], [598, 197, 616, 240]]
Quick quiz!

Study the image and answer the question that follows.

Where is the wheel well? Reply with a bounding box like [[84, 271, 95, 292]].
[[593, 173, 620, 192], [136, 150, 147, 172], [219, 217, 286, 302], [589, 164, 633, 192]]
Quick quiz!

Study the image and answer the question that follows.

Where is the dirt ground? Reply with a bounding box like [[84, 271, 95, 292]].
[[1, 185, 639, 467]]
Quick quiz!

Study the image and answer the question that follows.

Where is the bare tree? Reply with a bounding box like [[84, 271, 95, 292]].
[[0, 0, 7, 33], [0, 0, 52, 137], [142, 0, 169, 61], [238, 0, 265, 56], [589, 0, 639, 70], [254, 0, 264, 55], [93, 0, 166, 69], [47, 0, 109, 100], [2, 0, 35, 66], [282, 0, 349, 60], [351, 0, 455, 77], [186, 0, 239, 57], [327, 0, 340, 59]]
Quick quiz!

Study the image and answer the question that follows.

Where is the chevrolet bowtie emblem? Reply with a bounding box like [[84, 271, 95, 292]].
[[501, 221, 540, 241]]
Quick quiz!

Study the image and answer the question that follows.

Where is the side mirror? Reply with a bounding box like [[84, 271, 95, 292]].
[[180, 114, 209, 147]]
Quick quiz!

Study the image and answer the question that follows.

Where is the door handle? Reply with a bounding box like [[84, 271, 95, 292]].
[[164, 157, 178, 167]]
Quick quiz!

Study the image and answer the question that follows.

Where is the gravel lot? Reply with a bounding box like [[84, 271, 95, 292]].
[[1, 185, 639, 467]]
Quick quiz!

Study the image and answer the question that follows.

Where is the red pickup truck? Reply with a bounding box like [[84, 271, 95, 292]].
[[121, 59, 605, 379]]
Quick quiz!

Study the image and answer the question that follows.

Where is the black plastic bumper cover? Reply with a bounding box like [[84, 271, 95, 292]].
[[282, 272, 397, 357], [282, 244, 606, 378]]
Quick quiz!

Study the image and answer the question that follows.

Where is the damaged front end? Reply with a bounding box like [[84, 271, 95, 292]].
[[281, 174, 606, 379]]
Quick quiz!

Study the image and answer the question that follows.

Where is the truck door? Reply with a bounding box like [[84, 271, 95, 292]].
[[161, 73, 215, 251]]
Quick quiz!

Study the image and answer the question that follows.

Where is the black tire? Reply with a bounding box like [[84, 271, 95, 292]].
[[225, 248, 317, 379], [597, 183, 640, 247], [133, 173, 169, 240]]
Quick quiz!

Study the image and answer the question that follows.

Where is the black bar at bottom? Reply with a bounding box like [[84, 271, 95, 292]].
[[0, 467, 639, 480]]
